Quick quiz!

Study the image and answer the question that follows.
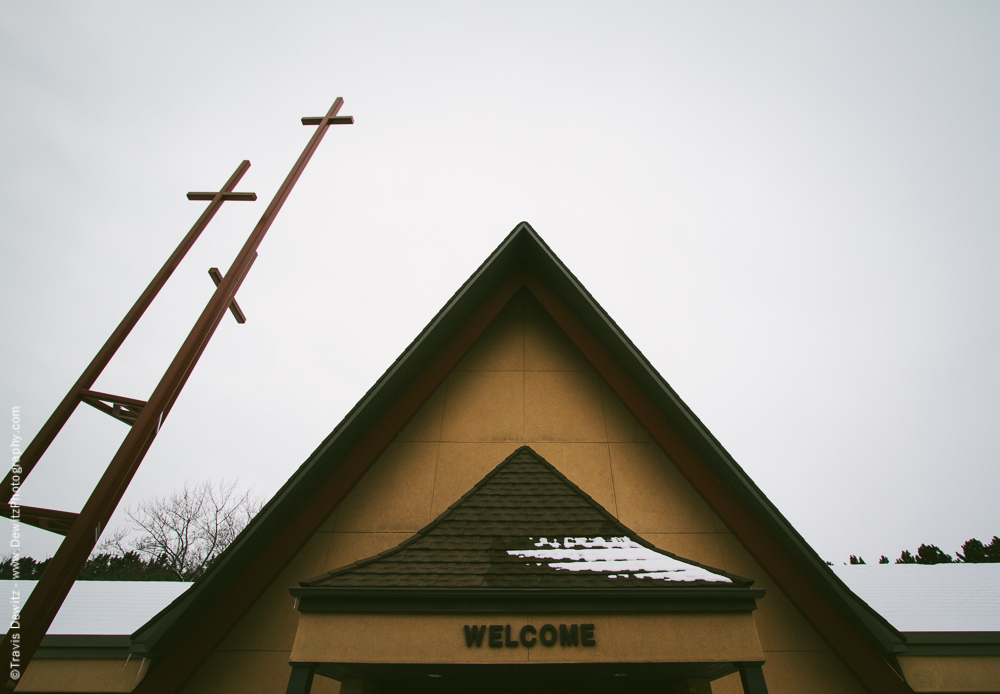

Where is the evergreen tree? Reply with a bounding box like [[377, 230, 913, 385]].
[[849, 555, 865, 565], [914, 544, 953, 564], [1, 552, 183, 581], [957, 536, 1000, 563], [77, 552, 178, 581], [896, 545, 954, 564], [0, 556, 50, 579], [878, 555, 889, 564]]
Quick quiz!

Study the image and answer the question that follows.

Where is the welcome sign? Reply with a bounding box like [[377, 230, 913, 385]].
[[464, 624, 596, 648]]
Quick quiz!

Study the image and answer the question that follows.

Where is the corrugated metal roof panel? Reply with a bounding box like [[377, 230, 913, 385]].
[[833, 565, 1000, 632], [3, 581, 191, 636]]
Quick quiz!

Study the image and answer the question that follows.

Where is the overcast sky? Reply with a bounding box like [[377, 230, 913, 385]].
[[2, 2, 998, 567]]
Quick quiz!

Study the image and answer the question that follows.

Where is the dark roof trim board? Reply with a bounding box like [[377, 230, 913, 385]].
[[34, 635, 132, 660], [900, 632, 1000, 657], [131, 223, 911, 694], [291, 586, 765, 614]]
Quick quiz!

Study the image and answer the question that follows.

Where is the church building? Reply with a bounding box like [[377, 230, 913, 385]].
[[14, 224, 1000, 693]]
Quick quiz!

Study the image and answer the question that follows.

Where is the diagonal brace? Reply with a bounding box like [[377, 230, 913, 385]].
[[79, 390, 147, 426], [0, 505, 78, 536]]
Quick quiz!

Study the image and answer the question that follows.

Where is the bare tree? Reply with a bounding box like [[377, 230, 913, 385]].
[[101, 479, 263, 580]]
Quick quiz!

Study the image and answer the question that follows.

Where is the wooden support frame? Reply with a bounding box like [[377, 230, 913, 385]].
[[79, 390, 148, 426]]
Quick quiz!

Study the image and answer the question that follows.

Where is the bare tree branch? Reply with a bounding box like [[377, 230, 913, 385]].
[[98, 479, 263, 580]]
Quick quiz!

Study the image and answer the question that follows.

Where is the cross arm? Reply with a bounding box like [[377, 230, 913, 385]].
[[301, 116, 354, 125], [187, 192, 257, 201], [208, 268, 247, 324]]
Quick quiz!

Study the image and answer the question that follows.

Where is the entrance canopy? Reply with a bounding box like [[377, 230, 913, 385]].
[[288, 447, 769, 693]]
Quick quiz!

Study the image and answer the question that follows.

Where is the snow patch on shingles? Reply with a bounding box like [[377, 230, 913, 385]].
[[507, 537, 731, 583]]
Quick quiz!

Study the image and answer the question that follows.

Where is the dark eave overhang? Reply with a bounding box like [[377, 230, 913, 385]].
[[35, 635, 132, 660], [290, 586, 766, 614], [900, 631, 1000, 657]]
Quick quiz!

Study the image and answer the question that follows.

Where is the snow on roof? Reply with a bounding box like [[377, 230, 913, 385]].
[[3, 581, 192, 636], [832, 564, 1000, 632], [507, 537, 733, 583]]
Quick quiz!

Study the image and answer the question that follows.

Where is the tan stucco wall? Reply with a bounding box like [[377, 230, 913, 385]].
[[16, 657, 148, 693], [291, 612, 764, 665], [181, 291, 871, 694], [898, 655, 1000, 692]]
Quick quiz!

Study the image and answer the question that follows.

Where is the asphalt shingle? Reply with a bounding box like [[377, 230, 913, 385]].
[[302, 447, 742, 589]]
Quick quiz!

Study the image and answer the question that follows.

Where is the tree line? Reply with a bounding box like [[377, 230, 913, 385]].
[[1, 479, 261, 582], [847, 536, 1000, 565]]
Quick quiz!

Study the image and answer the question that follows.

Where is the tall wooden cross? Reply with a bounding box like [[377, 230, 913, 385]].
[[0, 98, 353, 690]]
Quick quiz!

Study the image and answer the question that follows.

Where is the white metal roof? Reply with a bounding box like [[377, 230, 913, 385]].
[[2, 581, 192, 636], [833, 564, 1000, 632]]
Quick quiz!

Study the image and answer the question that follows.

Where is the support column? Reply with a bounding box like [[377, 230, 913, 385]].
[[285, 664, 316, 694], [739, 663, 769, 694]]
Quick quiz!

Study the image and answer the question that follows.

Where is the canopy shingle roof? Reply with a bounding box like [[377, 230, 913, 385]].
[[302, 446, 747, 590]]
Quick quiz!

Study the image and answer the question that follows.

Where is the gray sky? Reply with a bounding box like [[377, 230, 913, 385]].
[[2, 1, 999, 566]]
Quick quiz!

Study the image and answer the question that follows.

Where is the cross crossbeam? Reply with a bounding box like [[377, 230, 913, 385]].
[[301, 97, 354, 127], [301, 116, 354, 126], [187, 191, 257, 201]]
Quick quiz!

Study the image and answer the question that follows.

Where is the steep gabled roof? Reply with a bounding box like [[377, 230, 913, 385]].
[[299, 446, 748, 591], [132, 223, 910, 694]]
